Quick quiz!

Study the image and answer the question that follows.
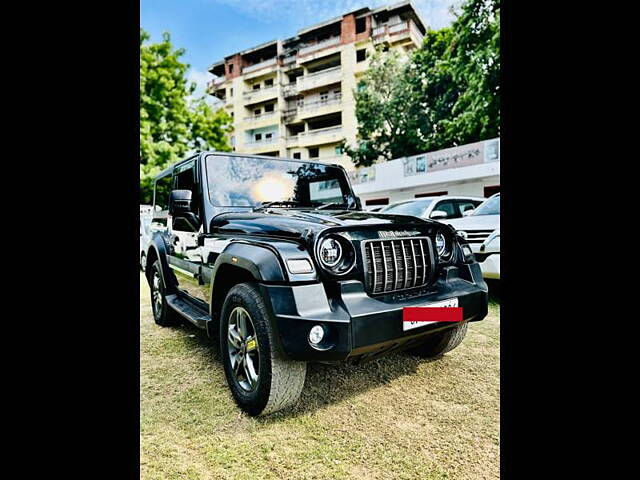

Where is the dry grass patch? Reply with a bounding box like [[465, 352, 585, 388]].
[[140, 273, 499, 479]]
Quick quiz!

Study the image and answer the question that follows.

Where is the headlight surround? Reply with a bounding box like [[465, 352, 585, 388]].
[[435, 232, 453, 261], [316, 234, 355, 275]]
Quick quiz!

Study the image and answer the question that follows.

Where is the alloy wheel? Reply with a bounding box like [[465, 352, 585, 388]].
[[152, 271, 163, 319], [227, 306, 260, 392]]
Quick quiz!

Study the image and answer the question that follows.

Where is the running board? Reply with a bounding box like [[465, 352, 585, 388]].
[[165, 294, 210, 329]]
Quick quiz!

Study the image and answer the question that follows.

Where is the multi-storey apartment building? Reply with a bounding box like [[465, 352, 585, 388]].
[[207, 1, 426, 169]]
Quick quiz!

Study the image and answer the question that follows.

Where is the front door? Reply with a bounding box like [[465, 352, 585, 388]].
[[167, 159, 210, 306]]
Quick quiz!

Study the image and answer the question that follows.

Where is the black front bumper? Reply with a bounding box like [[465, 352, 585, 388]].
[[260, 263, 488, 362]]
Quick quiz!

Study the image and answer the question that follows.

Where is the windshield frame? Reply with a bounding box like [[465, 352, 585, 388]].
[[203, 153, 358, 211]]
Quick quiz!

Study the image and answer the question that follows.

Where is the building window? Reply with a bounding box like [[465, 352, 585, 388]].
[[265, 132, 273, 140], [356, 49, 367, 62], [293, 152, 301, 159], [265, 78, 274, 87], [264, 103, 275, 112], [335, 146, 343, 155], [229, 88, 233, 97], [253, 83, 260, 90], [415, 191, 448, 198], [229, 64, 234, 73], [254, 109, 261, 116], [320, 91, 328, 103], [255, 133, 262, 142], [356, 17, 367, 34], [309, 147, 319, 158], [484, 185, 500, 197]]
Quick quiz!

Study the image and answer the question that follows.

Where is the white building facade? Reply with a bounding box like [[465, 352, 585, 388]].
[[349, 138, 500, 206]]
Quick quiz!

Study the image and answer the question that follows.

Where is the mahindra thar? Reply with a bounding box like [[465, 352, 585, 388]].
[[145, 152, 488, 416]]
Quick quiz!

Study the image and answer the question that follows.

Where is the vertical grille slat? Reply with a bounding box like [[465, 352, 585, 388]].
[[363, 237, 434, 294]]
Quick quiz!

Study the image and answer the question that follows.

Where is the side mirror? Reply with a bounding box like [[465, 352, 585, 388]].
[[169, 190, 193, 215], [355, 196, 363, 210], [169, 190, 200, 232], [463, 209, 475, 217], [430, 210, 448, 220]]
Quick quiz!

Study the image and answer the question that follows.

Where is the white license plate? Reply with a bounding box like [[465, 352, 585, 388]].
[[403, 298, 459, 331]]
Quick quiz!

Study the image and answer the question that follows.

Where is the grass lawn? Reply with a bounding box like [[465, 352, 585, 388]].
[[140, 273, 499, 479]]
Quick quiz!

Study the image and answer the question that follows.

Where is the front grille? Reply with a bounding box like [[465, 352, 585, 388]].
[[459, 229, 494, 244], [363, 237, 435, 294]]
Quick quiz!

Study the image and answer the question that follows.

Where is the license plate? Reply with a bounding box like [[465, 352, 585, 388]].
[[402, 298, 460, 331]]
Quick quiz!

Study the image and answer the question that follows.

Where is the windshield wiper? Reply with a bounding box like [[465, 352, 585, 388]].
[[253, 201, 303, 211], [315, 202, 343, 210]]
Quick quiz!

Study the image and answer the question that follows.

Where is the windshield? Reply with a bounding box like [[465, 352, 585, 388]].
[[473, 195, 500, 216], [381, 199, 433, 217], [205, 155, 356, 209]]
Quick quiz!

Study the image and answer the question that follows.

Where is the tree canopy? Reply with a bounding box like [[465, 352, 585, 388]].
[[140, 29, 232, 203], [346, 0, 500, 167]]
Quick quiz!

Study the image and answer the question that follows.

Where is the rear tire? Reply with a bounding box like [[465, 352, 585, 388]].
[[140, 252, 147, 272], [220, 282, 306, 416], [149, 260, 179, 327], [409, 322, 468, 358]]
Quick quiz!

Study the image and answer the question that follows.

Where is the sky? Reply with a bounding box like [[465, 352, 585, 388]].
[[140, 0, 460, 100]]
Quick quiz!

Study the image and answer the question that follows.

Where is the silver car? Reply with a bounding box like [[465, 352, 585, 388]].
[[379, 195, 486, 221]]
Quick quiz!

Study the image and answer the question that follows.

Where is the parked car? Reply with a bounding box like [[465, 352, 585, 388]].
[[145, 152, 489, 416], [447, 193, 500, 279], [140, 213, 153, 271], [379, 196, 485, 221]]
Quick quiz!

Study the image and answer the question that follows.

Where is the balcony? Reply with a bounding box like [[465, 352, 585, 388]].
[[242, 58, 278, 80], [297, 37, 341, 61], [207, 77, 226, 94], [243, 85, 278, 105], [297, 125, 343, 148], [296, 66, 342, 92], [372, 20, 424, 47], [242, 111, 279, 129], [241, 136, 280, 154], [283, 84, 298, 98], [297, 95, 342, 120]]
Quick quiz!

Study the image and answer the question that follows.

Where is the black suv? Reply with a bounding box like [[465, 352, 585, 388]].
[[145, 152, 488, 416]]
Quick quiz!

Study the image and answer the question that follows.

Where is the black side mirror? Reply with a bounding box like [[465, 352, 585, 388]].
[[169, 189, 200, 232], [355, 196, 363, 210], [169, 190, 192, 215]]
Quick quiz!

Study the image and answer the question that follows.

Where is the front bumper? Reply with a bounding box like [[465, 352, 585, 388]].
[[260, 262, 488, 362]]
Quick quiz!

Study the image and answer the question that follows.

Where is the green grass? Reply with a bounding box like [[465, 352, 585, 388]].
[[140, 273, 499, 479]]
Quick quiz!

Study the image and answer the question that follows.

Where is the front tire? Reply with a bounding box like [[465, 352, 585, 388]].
[[149, 260, 179, 327], [409, 322, 468, 358], [220, 282, 306, 416]]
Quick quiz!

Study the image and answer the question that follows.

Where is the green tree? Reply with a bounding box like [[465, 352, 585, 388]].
[[346, 0, 500, 166], [441, 0, 500, 146], [344, 48, 423, 167], [140, 29, 232, 203]]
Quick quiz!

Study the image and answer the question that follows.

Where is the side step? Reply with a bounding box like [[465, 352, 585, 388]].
[[165, 294, 210, 329]]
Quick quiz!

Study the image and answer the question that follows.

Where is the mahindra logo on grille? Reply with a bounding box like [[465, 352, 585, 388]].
[[378, 230, 420, 238]]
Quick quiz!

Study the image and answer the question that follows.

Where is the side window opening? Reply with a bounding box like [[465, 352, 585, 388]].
[[172, 161, 202, 231]]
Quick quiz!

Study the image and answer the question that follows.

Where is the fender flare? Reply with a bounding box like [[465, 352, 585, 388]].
[[146, 233, 177, 293]]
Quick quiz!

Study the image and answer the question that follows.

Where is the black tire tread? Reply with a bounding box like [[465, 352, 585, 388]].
[[410, 321, 468, 358]]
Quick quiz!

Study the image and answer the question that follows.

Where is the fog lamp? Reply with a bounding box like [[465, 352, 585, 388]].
[[309, 325, 325, 345]]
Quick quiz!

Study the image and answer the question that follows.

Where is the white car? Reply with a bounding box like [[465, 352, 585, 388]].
[[140, 213, 153, 271], [378, 195, 486, 221], [448, 193, 500, 279]]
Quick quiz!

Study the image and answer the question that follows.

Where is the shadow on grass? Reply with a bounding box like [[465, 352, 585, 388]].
[[166, 318, 439, 420]]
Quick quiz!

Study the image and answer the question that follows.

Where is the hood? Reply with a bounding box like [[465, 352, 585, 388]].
[[447, 214, 500, 231], [210, 209, 441, 241]]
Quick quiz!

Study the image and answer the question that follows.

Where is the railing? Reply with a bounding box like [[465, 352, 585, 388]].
[[207, 77, 225, 92], [243, 57, 277, 74], [296, 66, 342, 91], [298, 125, 343, 140], [243, 111, 278, 122], [244, 136, 279, 146], [298, 36, 340, 56], [372, 20, 422, 42], [283, 84, 298, 97], [297, 95, 342, 113], [243, 85, 277, 98]]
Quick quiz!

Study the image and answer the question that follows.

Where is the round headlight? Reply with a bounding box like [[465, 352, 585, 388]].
[[435, 233, 447, 256], [319, 237, 342, 267]]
